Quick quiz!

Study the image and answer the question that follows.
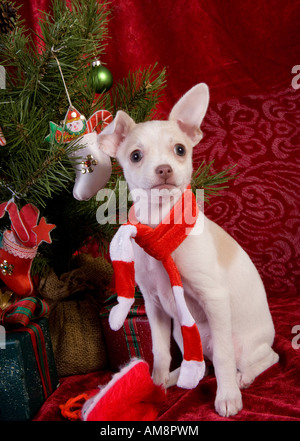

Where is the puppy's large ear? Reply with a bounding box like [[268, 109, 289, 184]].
[[169, 83, 209, 146], [98, 110, 135, 158]]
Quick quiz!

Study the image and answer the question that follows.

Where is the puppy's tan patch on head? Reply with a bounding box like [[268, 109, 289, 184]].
[[209, 221, 239, 268]]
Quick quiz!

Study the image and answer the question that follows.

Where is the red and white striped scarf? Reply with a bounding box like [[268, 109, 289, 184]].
[[109, 187, 205, 389]]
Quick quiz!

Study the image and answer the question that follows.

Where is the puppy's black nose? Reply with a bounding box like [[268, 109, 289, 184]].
[[155, 164, 173, 179]]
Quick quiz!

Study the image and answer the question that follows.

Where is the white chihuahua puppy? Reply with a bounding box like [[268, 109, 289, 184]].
[[99, 84, 279, 417]]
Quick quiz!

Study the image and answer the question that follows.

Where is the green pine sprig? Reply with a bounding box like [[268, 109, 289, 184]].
[[112, 63, 167, 122], [191, 160, 238, 203]]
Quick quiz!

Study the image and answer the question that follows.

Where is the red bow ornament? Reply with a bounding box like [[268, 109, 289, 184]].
[[0, 200, 55, 296]]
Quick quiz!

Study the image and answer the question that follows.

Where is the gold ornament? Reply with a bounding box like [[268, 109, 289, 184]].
[[0, 260, 14, 276]]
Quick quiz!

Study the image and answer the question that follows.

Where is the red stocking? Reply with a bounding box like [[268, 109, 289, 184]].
[[0, 230, 38, 296]]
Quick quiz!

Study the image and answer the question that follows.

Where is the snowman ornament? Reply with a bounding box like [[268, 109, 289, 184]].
[[65, 110, 86, 138]]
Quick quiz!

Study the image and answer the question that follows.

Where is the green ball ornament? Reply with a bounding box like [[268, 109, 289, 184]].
[[89, 61, 113, 93]]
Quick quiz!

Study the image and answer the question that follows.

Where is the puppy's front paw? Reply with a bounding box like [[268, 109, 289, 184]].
[[152, 368, 170, 388], [214, 388, 243, 417], [236, 371, 254, 389]]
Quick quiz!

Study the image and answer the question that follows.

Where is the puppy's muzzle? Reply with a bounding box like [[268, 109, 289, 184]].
[[155, 164, 173, 180]]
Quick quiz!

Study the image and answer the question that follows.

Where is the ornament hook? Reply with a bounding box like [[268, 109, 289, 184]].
[[51, 46, 73, 108]]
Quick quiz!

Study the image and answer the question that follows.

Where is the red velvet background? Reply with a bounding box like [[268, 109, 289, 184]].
[[13, 0, 300, 421]]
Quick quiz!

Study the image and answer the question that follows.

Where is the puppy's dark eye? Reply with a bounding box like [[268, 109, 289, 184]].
[[174, 144, 186, 156], [130, 149, 143, 163]]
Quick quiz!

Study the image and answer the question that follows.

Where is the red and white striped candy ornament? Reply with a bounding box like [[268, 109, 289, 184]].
[[86, 109, 113, 134], [0, 127, 6, 146]]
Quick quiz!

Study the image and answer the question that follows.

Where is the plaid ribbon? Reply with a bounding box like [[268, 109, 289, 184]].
[[100, 290, 145, 318], [0, 296, 49, 327], [0, 296, 53, 399], [12, 322, 54, 399], [100, 291, 146, 360], [123, 312, 144, 359]]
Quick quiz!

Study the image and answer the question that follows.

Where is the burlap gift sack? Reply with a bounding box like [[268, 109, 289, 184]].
[[39, 254, 113, 377]]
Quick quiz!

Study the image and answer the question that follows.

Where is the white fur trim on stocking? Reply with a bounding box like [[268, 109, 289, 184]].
[[82, 358, 142, 421]]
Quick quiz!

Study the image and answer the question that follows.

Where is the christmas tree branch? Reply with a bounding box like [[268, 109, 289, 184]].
[[112, 63, 167, 122], [15, 145, 71, 205], [191, 160, 238, 203], [0, 0, 239, 278]]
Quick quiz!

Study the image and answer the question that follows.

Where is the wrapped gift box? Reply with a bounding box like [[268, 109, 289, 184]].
[[100, 290, 182, 372], [0, 318, 59, 421]]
